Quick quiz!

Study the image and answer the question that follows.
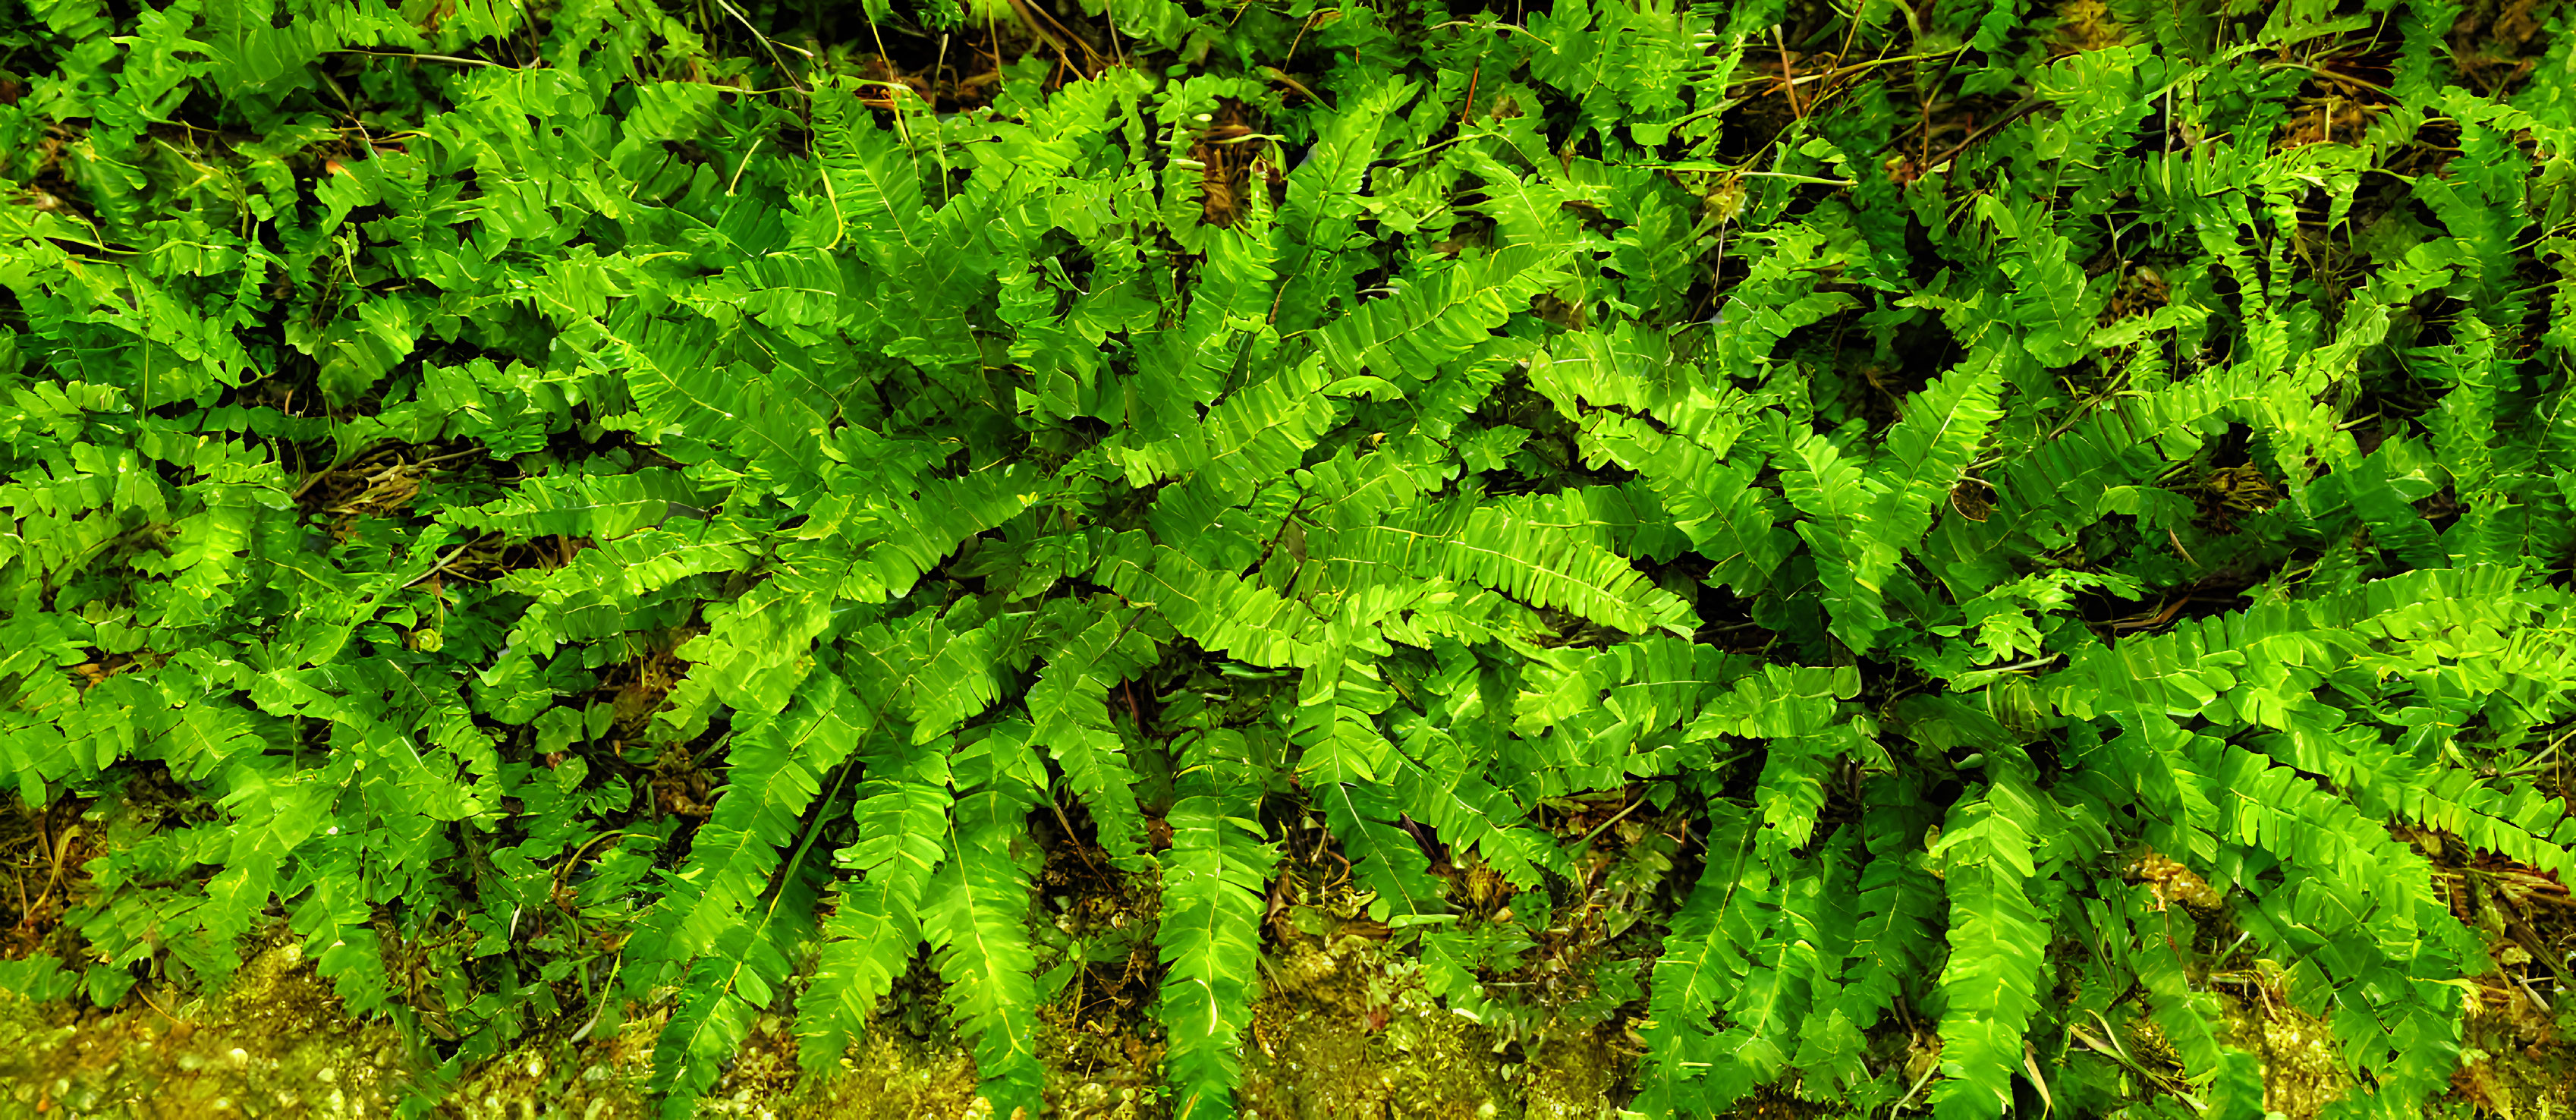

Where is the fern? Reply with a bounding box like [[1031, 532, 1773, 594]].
[[1782, 429, 1896, 651], [795, 735, 950, 1071], [1269, 74, 1417, 334], [1926, 773, 2052, 1120], [1316, 246, 1574, 393], [1155, 784, 1278, 1118], [1864, 354, 2007, 577], [1097, 537, 1326, 668], [1027, 604, 1162, 873], [1297, 660, 1450, 924], [928, 730, 1051, 1117], [1389, 729, 1571, 891], [1637, 805, 1766, 1117], [1436, 495, 1700, 637], [635, 679, 863, 1109], [14, 2, 2576, 1117], [1838, 776, 1942, 1030]]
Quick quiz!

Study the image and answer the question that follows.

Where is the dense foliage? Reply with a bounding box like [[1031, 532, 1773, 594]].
[[3, 0, 2574, 1115]]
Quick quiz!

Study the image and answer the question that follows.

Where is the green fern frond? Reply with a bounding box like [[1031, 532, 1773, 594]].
[[1637, 806, 1767, 1117], [1113, 357, 1337, 496], [1607, 175, 1703, 312], [1077, 0, 1203, 52], [1297, 686, 1449, 924], [1527, 325, 1731, 434], [1097, 536, 1325, 668], [2313, 441, 2451, 571], [1976, 197, 2101, 366], [662, 540, 862, 721], [810, 78, 929, 252], [1511, 636, 1732, 753], [797, 738, 951, 1072], [654, 866, 821, 1118], [926, 785, 1047, 1118], [1156, 786, 1279, 1119], [1389, 747, 1568, 890], [1754, 738, 1832, 849], [1437, 496, 1698, 637], [1687, 664, 1853, 741], [286, 855, 393, 1016], [2128, 899, 2226, 1078], [834, 463, 1046, 603], [1725, 846, 1846, 1093], [637, 684, 861, 964], [1662, 452, 1796, 596], [1703, 225, 1861, 382], [1783, 430, 1897, 651], [1838, 776, 1942, 1029], [640, 681, 863, 1106], [1029, 604, 1162, 874], [1527, 0, 1714, 143], [1926, 776, 2050, 1120], [2398, 769, 2576, 882], [1457, 147, 1587, 251], [904, 609, 1015, 745], [1316, 247, 1572, 393], [2213, 738, 2474, 1109], [2210, 742, 2439, 917], [27, 6, 2576, 1117], [1269, 74, 1417, 332], [1868, 354, 2006, 565], [1315, 779, 1449, 925]]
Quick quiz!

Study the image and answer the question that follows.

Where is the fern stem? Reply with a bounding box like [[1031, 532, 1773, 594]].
[[1571, 794, 1648, 852]]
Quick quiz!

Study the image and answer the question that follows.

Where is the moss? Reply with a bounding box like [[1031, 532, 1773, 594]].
[[1238, 931, 1516, 1120], [0, 941, 407, 1118], [20, 933, 2576, 1120], [2434, 992, 2576, 1120], [1518, 1031, 1631, 1120], [1238, 990, 1508, 1120], [436, 1005, 656, 1119], [1028, 1015, 1163, 1119], [2215, 991, 2353, 1119], [783, 1026, 989, 1119], [426, 984, 1014, 1120]]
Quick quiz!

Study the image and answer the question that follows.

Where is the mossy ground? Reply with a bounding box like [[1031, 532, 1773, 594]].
[[0, 941, 407, 1118], [2442, 997, 2576, 1120], [1238, 938, 1512, 1120], [0, 788, 1651, 1118], [0, 917, 1625, 1118], [6, 813, 2569, 1118], [6, 933, 2574, 1119]]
